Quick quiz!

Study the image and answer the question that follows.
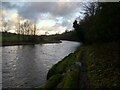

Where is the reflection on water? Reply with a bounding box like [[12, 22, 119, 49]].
[[2, 41, 80, 88]]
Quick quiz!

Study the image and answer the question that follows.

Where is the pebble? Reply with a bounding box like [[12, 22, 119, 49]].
[[75, 61, 82, 67]]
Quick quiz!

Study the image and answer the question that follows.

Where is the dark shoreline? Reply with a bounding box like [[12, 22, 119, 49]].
[[1, 40, 62, 46]]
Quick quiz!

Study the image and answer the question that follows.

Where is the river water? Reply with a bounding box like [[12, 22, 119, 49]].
[[2, 41, 80, 88]]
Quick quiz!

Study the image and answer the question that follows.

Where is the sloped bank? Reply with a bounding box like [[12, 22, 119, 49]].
[[43, 48, 83, 89], [42, 42, 120, 89]]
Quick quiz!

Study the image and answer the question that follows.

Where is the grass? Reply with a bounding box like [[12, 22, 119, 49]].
[[47, 49, 83, 79], [1, 32, 62, 46], [43, 48, 83, 89], [43, 42, 119, 89], [1, 32, 42, 44], [47, 53, 77, 79], [44, 74, 62, 89], [62, 66, 80, 88], [85, 42, 120, 89]]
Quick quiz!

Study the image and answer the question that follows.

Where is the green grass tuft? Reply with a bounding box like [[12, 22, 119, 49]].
[[86, 42, 120, 88], [62, 67, 80, 88], [44, 74, 62, 89]]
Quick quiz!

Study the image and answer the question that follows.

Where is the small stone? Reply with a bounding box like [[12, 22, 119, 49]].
[[75, 61, 82, 67]]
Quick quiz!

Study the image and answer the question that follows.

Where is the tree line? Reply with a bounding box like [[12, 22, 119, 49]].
[[2, 17, 37, 36], [73, 2, 120, 44], [1, 15, 39, 43]]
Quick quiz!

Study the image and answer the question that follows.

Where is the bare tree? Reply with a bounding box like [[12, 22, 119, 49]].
[[1, 15, 8, 32], [45, 31, 49, 35], [33, 24, 36, 36], [16, 17, 21, 34], [82, 2, 99, 17], [20, 23, 25, 35]]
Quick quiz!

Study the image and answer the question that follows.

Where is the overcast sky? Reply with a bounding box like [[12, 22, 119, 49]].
[[1, 1, 85, 35]]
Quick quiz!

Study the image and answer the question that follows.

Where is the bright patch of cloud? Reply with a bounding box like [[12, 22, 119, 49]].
[[1, 10, 8, 17], [37, 20, 56, 31], [11, 13, 18, 18], [2, 2, 84, 35], [38, 25, 66, 35]]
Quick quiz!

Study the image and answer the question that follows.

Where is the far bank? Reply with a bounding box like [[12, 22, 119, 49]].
[[1, 32, 62, 46]]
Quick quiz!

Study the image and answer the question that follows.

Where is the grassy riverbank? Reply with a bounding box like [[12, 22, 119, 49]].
[[0, 32, 61, 46], [44, 52, 82, 89], [43, 42, 119, 89], [1, 32, 41, 46]]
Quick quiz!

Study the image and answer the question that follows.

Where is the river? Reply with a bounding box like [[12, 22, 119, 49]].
[[2, 41, 80, 88]]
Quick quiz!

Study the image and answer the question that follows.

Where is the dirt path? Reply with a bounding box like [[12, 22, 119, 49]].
[[78, 50, 90, 90]]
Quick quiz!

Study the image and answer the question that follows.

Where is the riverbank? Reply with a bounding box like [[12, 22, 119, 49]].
[[43, 42, 119, 89], [1, 32, 62, 46], [1, 40, 62, 46]]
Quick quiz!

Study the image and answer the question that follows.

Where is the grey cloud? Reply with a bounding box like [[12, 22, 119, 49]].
[[2, 2, 82, 21], [17, 2, 58, 20], [59, 18, 69, 27], [2, 2, 24, 10], [2, 2, 83, 33], [16, 2, 81, 20], [2, 2, 15, 9]]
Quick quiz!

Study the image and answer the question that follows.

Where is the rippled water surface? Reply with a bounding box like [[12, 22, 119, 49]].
[[2, 41, 80, 88]]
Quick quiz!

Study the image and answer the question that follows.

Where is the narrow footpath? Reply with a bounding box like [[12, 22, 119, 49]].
[[78, 50, 90, 90]]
